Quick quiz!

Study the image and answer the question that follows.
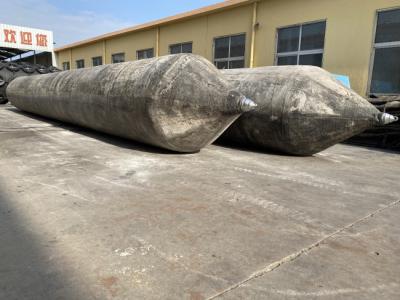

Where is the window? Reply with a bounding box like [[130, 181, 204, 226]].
[[112, 53, 125, 64], [214, 34, 245, 69], [370, 8, 400, 95], [92, 56, 102, 66], [137, 48, 154, 60], [276, 21, 326, 67], [170, 42, 193, 54], [76, 59, 84, 69], [62, 62, 70, 71]]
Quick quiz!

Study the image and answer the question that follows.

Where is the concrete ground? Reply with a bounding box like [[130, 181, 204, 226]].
[[0, 103, 399, 300]]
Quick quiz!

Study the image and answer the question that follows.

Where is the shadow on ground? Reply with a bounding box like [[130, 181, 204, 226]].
[[216, 136, 400, 157], [213, 138, 298, 157], [0, 180, 87, 299], [8, 105, 398, 160], [6, 107, 181, 156]]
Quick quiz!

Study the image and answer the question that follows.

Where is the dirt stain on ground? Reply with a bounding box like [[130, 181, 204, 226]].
[[100, 276, 119, 297], [189, 291, 205, 300]]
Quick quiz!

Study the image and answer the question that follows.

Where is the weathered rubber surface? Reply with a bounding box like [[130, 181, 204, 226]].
[[8, 54, 254, 153], [0, 61, 59, 104], [220, 66, 385, 156]]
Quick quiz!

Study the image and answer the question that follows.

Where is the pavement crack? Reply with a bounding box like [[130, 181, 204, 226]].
[[206, 199, 400, 300], [247, 282, 400, 297], [23, 179, 93, 203]]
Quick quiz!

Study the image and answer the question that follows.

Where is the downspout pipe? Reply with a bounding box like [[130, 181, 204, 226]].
[[249, 1, 258, 68]]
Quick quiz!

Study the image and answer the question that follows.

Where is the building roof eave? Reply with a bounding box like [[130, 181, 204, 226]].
[[55, 0, 256, 52]]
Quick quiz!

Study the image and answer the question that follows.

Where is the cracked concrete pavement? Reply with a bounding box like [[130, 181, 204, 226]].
[[0, 104, 399, 299]]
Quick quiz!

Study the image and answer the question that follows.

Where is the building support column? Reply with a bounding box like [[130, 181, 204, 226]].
[[156, 26, 160, 57], [102, 40, 106, 64], [250, 1, 258, 68], [69, 48, 72, 69], [51, 51, 58, 67]]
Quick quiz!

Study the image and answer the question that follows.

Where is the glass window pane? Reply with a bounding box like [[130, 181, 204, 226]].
[[299, 53, 323, 67], [277, 55, 297, 65], [371, 47, 400, 94], [215, 61, 228, 69], [146, 49, 154, 58], [181, 42, 192, 53], [375, 9, 400, 43], [92, 56, 102, 66], [137, 49, 153, 60], [170, 44, 181, 54], [230, 34, 245, 57], [301, 21, 326, 51], [112, 53, 124, 63], [76, 60, 84, 68], [277, 26, 300, 53], [62, 62, 69, 70], [214, 37, 229, 59], [229, 60, 244, 69]]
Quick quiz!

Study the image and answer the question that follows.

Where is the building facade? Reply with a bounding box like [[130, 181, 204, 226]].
[[55, 0, 400, 97]]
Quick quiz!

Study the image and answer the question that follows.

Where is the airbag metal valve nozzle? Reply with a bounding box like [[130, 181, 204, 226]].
[[239, 97, 257, 112], [378, 112, 398, 125]]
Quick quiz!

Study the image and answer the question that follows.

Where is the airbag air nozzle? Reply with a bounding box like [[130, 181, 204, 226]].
[[377, 112, 398, 125]]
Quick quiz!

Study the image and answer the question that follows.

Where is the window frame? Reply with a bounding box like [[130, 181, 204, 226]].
[[169, 42, 193, 54], [213, 33, 246, 69], [367, 7, 400, 96], [136, 48, 154, 60], [275, 19, 327, 67], [62, 62, 70, 71], [76, 59, 84, 69], [92, 56, 103, 67], [111, 53, 125, 64]]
